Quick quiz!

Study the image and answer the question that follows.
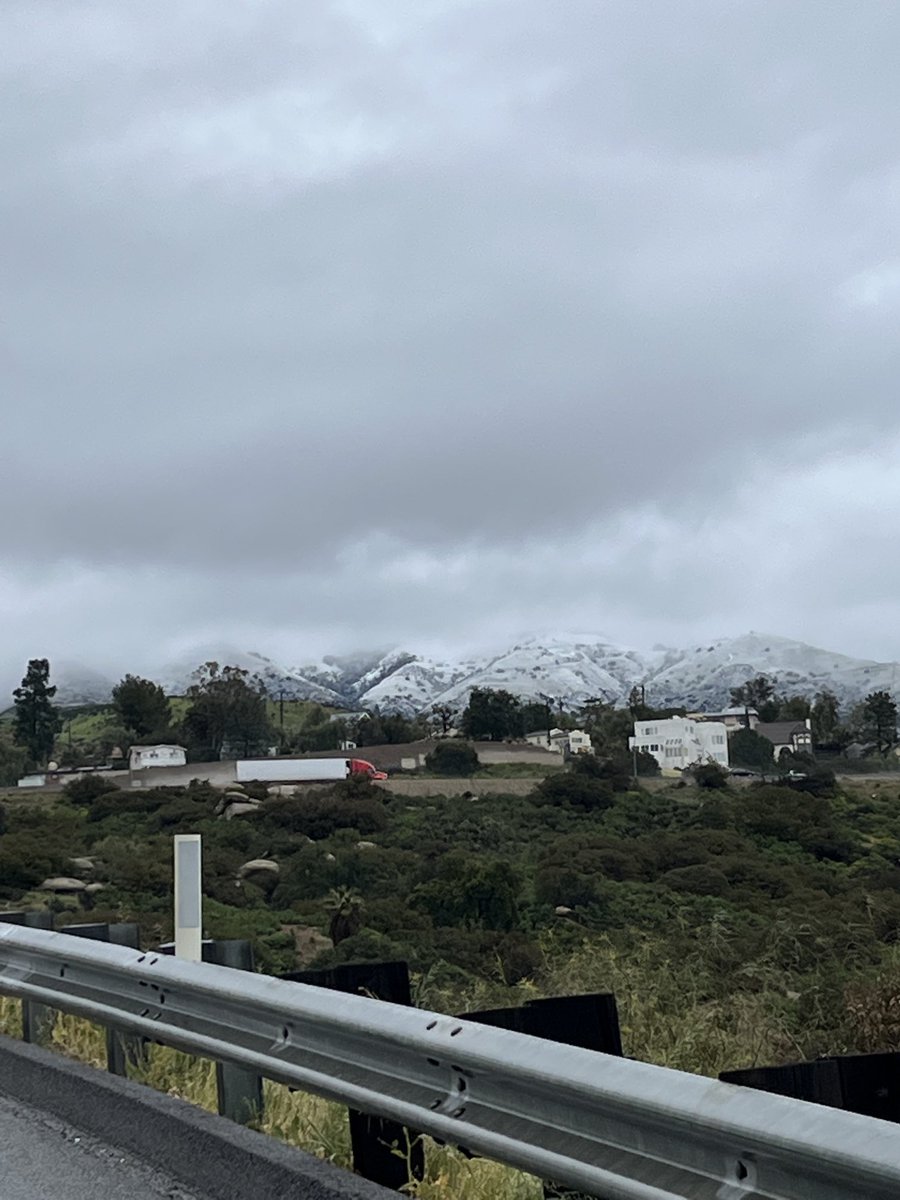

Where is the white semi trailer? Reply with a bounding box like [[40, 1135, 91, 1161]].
[[234, 757, 387, 784]]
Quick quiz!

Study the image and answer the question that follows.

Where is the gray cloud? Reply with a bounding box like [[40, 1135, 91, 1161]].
[[3, 0, 900, 680]]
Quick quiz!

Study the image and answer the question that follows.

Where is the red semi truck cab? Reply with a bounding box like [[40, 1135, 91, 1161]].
[[349, 758, 388, 780]]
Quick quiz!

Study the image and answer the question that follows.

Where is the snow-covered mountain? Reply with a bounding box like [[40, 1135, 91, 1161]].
[[49, 661, 117, 706], [10, 631, 900, 715], [640, 632, 895, 711], [156, 647, 343, 705], [319, 631, 900, 716]]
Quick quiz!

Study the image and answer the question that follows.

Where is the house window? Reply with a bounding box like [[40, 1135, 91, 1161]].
[[649, 743, 660, 752]]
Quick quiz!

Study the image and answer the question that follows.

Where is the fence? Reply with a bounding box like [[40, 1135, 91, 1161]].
[[3, 919, 900, 1200]]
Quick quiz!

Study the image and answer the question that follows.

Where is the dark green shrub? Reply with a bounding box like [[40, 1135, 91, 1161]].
[[570, 753, 632, 791], [534, 772, 615, 811], [634, 750, 661, 777], [662, 864, 731, 897], [259, 792, 388, 839], [534, 865, 604, 908], [425, 741, 480, 775], [692, 762, 730, 789], [310, 928, 409, 968], [63, 774, 121, 805], [495, 931, 542, 984], [786, 767, 837, 798]]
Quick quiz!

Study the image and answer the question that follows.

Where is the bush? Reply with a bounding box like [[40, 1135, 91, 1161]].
[[259, 791, 388, 839], [634, 750, 661, 778], [785, 767, 837, 798], [534, 772, 615, 811], [425, 742, 480, 775], [63, 774, 121, 805], [570, 753, 632, 791], [692, 762, 729, 790], [0, 831, 67, 895], [662, 864, 731, 897]]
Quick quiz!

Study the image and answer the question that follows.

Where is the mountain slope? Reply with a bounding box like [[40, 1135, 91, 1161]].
[[641, 632, 896, 711], [11, 631, 899, 716], [157, 647, 344, 704]]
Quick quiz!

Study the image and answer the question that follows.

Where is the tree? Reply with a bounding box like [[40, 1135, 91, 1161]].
[[182, 662, 273, 759], [461, 688, 523, 740], [627, 684, 654, 719], [778, 695, 811, 721], [0, 741, 27, 787], [730, 675, 777, 722], [354, 710, 427, 746], [520, 701, 552, 735], [112, 674, 171, 737], [431, 704, 457, 736], [578, 700, 633, 756], [729, 727, 775, 772], [634, 749, 661, 777], [811, 690, 840, 746], [862, 691, 898, 755], [12, 659, 62, 766]]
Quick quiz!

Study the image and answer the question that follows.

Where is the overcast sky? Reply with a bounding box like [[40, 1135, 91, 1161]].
[[4, 0, 900, 687]]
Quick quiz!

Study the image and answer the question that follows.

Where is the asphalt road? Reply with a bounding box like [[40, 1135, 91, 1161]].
[[0, 1090, 202, 1200]]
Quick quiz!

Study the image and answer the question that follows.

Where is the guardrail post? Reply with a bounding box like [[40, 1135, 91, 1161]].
[[156, 936, 264, 1125], [720, 1052, 900, 1124], [0, 910, 55, 1045], [281, 960, 424, 1191], [205, 939, 264, 1125], [59, 921, 145, 1075], [461, 993, 623, 1200]]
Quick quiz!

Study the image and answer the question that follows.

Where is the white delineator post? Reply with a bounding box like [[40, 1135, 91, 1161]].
[[174, 834, 202, 962]]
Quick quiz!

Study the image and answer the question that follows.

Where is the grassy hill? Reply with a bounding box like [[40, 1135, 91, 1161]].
[[2, 767, 899, 1067], [3, 765, 900, 1195]]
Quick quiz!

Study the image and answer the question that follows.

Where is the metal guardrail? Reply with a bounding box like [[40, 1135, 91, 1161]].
[[1, 924, 899, 1200]]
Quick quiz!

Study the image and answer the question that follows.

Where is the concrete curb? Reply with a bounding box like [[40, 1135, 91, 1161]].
[[0, 1033, 395, 1200]]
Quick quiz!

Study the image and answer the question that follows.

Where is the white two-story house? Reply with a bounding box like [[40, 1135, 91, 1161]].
[[629, 717, 729, 773]]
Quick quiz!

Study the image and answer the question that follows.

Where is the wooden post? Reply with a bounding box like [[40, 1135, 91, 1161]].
[[721, 1053, 900, 1124], [280, 960, 423, 1190], [205, 939, 264, 1125], [461, 993, 623, 1200], [61, 922, 145, 1075]]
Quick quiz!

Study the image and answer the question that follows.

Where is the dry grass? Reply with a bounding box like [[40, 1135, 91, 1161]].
[[0, 996, 542, 1197]]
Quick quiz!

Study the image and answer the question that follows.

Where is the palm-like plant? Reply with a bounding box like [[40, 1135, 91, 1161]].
[[325, 887, 364, 945]]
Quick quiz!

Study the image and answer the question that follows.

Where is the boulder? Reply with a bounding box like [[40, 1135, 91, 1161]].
[[237, 858, 280, 878], [223, 801, 262, 821], [39, 877, 87, 893]]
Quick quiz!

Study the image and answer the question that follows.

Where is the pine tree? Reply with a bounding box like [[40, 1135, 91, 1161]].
[[13, 658, 62, 766]]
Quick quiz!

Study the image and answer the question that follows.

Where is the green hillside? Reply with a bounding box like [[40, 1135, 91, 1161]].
[[1, 765, 899, 1076]]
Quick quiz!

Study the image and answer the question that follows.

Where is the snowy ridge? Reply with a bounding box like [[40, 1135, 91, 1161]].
[[19, 631, 900, 714]]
